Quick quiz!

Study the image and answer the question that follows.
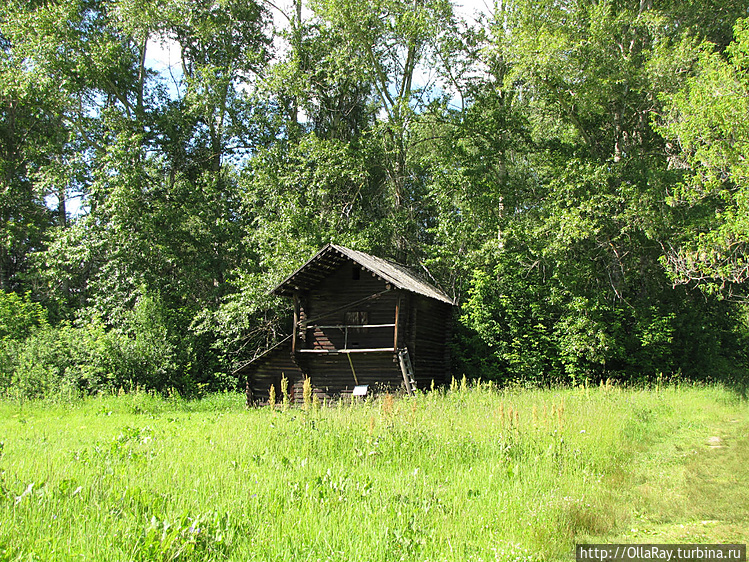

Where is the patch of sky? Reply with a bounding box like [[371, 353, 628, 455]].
[[145, 36, 185, 99]]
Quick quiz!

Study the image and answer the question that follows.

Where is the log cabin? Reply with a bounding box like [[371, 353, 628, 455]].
[[236, 244, 455, 406]]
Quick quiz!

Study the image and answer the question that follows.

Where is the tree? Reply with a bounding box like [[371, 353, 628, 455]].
[[306, 0, 464, 258], [440, 0, 749, 381], [0, 8, 64, 292], [6, 0, 274, 390], [656, 19, 749, 300]]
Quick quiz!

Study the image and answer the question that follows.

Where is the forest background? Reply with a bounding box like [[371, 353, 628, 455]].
[[2, 0, 749, 397]]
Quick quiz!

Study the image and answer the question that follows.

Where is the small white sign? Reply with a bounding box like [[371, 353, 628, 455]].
[[352, 385, 368, 396]]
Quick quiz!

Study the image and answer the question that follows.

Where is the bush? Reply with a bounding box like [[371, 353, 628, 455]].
[[0, 290, 47, 341], [457, 248, 749, 385], [0, 291, 50, 393], [108, 291, 184, 392], [4, 290, 192, 399], [12, 326, 70, 399], [7, 318, 110, 399]]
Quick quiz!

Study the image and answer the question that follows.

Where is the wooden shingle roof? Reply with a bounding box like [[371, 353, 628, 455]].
[[273, 244, 455, 305]]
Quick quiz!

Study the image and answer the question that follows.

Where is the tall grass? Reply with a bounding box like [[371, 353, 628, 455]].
[[0, 383, 746, 561]]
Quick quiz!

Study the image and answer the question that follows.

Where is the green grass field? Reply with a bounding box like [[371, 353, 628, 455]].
[[0, 382, 747, 561]]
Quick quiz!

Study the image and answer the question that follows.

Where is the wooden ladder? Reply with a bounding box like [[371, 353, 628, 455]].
[[397, 348, 417, 395]]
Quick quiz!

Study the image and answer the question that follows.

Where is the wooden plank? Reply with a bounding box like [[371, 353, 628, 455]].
[[347, 353, 359, 385], [292, 292, 299, 353], [313, 323, 396, 329], [393, 294, 401, 350], [341, 348, 394, 354], [298, 347, 394, 354]]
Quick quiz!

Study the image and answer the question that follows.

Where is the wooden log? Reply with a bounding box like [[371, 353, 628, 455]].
[[393, 294, 401, 350], [292, 292, 299, 353]]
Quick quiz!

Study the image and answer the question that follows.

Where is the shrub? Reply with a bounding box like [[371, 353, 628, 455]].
[[6, 292, 187, 399], [0, 290, 47, 341], [0, 291, 49, 393]]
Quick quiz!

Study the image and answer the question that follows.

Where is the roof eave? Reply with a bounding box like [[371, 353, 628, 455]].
[[271, 243, 337, 296]]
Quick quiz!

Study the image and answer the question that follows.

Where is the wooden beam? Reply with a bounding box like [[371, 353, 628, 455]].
[[298, 348, 395, 354], [393, 294, 401, 350], [347, 354, 359, 385], [339, 348, 395, 354], [292, 292, 300, 353], [311, 323, 395, 330]]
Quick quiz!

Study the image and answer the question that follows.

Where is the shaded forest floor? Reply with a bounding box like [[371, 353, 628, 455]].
[[0, 383, 747, 561]]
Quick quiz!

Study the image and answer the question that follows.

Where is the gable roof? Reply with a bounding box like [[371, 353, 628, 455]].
[[273, 244, 455, 305]]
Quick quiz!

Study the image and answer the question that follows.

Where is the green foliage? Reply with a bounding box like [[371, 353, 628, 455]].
[[460, 251, 748, 384], [2, 289, 221, 399], [135, 511, 231, 562], [460, 263, 558, 382], [0, 291, 47, 342], [2, 0, 749, 393], [442, 0, 749, 384], [107, 291, 182, 392], [11, 325, 75, 400], [0, 291, 49, 389], [656, 19, 749, 296]]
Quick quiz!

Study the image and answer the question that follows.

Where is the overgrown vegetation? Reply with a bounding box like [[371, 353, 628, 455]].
[[1, 385, 746, 560], [2, 0, 749, 395]]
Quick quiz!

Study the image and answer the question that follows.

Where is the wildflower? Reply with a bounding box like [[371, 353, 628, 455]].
[[15, 483, 33, 505]]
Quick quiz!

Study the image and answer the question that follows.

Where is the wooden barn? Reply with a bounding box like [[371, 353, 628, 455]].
[[236, 244, 455, 405]]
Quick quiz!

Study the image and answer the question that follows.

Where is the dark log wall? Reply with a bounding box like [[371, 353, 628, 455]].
[[244, 339, 304, 405], [406, 295, 452, 387], [297, 262, 402, 397], [303, 263, 398, 351], [306, 353, 403, 402]]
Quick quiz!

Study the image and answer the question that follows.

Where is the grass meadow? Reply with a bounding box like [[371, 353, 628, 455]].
[[0, 382, 747, 561]]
